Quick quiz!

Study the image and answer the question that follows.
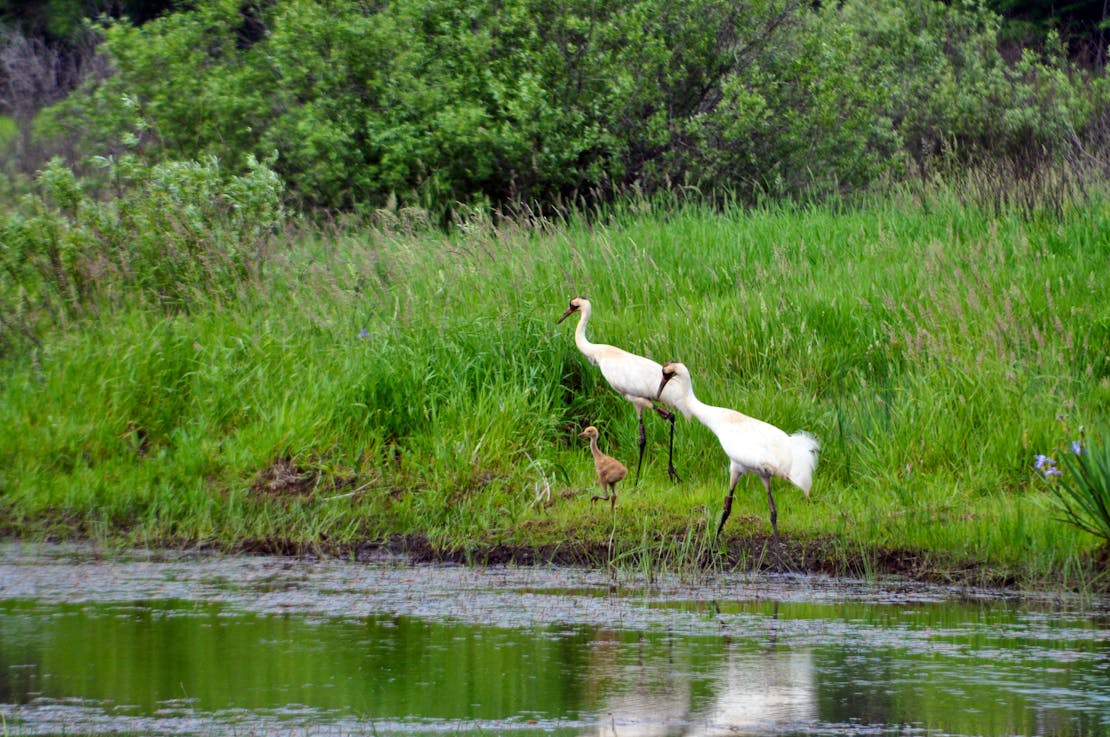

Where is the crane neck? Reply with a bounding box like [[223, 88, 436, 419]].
[[588, 435, 603, 460], [573, 306, 597, 356], [672, 381, 716, 426]]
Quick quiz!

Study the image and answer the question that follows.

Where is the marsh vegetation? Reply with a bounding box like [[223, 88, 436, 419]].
[[1, 0, 1108, 588]]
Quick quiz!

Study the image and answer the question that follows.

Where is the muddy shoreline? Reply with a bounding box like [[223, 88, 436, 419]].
[[229, 533, 1106, 591], [8, 530, 1106, 592]]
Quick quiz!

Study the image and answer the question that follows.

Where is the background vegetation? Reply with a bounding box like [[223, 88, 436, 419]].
[[2, 0, 1110, 214], [0, 0, 1108, 587], [1, 167, 1107, 586]]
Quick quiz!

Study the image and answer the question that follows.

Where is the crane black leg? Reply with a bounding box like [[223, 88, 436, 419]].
[[651, 404, 680, 482], [634, 417, 647, 485], [715, 489, 736, 538], [763, 476, 778, 540], [664, 411, 680, 482]]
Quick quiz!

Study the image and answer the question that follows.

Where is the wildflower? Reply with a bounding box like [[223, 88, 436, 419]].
[[1034, 454, 1062, 478], [358, 327, 369, 340], [1071, 440, 1083, 455]]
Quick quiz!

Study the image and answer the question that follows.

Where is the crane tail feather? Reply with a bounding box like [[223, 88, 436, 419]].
[[786, 432, 820, 496]]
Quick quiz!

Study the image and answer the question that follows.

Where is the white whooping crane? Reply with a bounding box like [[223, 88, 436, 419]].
[[558, 296, 682, 484], [656, 361, 818, 539]]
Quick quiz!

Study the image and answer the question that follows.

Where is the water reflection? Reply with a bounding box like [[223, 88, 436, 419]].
[[691, 646, 816, 735], [580, 603, 818, 737], [0, 545, 1107, 737], [584, 646, 819, 737], [0, 601, 594, 721], [579, 629, 693, 736]]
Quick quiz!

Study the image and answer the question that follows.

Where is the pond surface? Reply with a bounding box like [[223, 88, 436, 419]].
[[0, 543, 1107, 736]]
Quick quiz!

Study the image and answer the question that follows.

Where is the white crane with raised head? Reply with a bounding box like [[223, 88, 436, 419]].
[[558, 296, 682, 484]]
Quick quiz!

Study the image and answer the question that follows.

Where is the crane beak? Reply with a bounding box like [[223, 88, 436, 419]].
[[556, 305, 576, 324], [656, 373, 673, 400]]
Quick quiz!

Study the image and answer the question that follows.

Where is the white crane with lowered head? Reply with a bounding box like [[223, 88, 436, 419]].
[[558, 296, 682, 484], [657, 361, 818, 539]]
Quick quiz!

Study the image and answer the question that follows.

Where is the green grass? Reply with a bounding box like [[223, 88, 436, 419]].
[[1, 187, 1108, 588]]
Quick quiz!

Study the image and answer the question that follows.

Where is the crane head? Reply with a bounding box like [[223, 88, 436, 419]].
[[557, 296, 588, 324], [657, 363, 677, 400], [578, 425, 599, 440], [658, 361, 689, 400]]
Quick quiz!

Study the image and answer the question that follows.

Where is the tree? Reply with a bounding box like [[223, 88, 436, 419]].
[[988, 0, 1109, 66], [0, 26, 102, 170]]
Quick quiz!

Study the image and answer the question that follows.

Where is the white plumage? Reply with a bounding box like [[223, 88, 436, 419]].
[[657, 361, 818, 538], [558, 296, 682, 483]]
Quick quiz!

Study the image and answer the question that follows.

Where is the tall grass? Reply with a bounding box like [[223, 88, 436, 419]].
[[1, 186, 1107, 586]]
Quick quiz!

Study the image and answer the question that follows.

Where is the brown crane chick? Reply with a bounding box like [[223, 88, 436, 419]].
[[579, 426, 628, 510]]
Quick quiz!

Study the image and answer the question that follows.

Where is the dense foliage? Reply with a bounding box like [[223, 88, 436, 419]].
[[0, 152, 284, 351], [9, 0, 1106, 214]]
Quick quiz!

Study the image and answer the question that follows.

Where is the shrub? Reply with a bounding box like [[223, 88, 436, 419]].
[[0, 150, 285, 347], [672, 1, 903, 199], [842, 1, 1107, 176], [28, 0, 1110, 214]]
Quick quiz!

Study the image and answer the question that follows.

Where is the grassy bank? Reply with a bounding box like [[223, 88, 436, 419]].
[[1, 188, 1108, 588]]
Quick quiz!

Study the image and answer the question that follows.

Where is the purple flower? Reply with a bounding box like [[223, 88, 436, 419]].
[[1071, 440, 1083, 455], [1034, 454, 1062, 478], [358, 327, 369, 340]]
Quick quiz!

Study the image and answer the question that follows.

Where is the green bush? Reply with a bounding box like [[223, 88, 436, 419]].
[[31, 0, 1110, 213], [673, 1, 903, 198], [0, 151, 284, 345], [843, 1, 1105, 174]]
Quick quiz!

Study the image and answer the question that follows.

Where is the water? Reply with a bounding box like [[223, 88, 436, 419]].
[[0, 543, 1107, 736]]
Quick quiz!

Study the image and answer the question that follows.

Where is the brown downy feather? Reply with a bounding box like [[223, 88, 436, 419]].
[[579, 426, 628, 509]]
